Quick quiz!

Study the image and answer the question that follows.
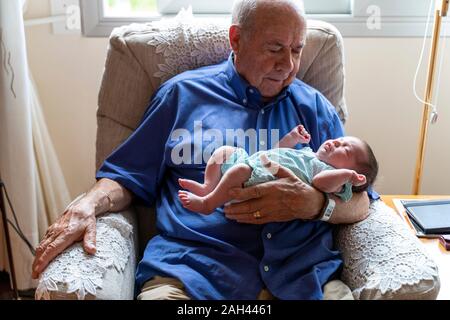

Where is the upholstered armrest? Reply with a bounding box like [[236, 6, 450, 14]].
[[35, 209, 138, 300], [335, 200, 440, 299]]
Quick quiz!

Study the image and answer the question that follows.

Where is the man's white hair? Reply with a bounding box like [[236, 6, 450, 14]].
[[231, 0, 306, 30]]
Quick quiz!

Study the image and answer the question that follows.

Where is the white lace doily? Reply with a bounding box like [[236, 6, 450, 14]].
[[141, 6, 231, 83], [35, 215, 133, 300], [336, 200, 439, 299]]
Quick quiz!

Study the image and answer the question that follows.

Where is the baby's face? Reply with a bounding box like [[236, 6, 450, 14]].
[[316, 137, 366, 170]]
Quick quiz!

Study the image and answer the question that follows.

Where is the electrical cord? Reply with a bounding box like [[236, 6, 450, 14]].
[[413, 0, 435, 114], [413, 0, 448, 124], [432, 15, 448, 123], [0, 181, 36, 256]]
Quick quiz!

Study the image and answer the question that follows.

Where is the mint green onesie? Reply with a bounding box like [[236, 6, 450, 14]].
[[221, 147, 353, 202]]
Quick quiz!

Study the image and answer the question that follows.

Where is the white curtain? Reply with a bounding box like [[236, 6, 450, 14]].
[[0, 0, 70, 290]]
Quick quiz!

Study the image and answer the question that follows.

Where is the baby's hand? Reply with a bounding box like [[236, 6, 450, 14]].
[[294, 125, 311, 144], [351, 171, 367, 186], [276, 124, 311, 148]]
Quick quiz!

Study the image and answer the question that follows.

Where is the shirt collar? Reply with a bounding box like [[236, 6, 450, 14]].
[[223, 53, 291, 109]]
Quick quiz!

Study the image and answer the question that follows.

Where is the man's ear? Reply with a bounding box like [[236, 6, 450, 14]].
[[229, 25, 241, 53]]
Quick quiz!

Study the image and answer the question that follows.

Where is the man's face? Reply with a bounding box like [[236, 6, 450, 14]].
[[232, 4, 306, 100]]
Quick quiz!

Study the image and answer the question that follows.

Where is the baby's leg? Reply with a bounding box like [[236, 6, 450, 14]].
[[179, 146, 237, 196], [178, 163, 252, 214]]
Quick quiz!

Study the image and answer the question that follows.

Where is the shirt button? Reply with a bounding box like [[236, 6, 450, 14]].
[[260, 140, 265, 146], [266, 233, 272, 239], [264, 265, 270, 272], [242, 98, 247, 104], [249, 89, 254, 94], [261, 109, 265, 114]]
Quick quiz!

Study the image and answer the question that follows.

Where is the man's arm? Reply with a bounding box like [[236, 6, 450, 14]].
[[32, 178, 134, 279], [326, 191, 369, 224], [87, 177, 134, 214], [223, 160, 369, 225]]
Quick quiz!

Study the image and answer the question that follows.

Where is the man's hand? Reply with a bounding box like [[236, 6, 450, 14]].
[[31, 197, 97, 279], [31, 178, 134, 279], [223, 156, 325, 224]]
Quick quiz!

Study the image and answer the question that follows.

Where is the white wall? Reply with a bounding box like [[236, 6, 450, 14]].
[[24, 1, 450, 199], [344, 38, 450, 195], [24, 0, 108, 198]]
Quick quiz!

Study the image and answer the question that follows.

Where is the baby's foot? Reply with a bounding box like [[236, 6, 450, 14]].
[[178, 190, 214, 214], [178, 178, 210, 196], [351, 172, 367, 186]]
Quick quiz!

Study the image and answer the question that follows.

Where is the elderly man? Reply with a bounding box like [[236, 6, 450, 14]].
[[32, 0, 376, 300]]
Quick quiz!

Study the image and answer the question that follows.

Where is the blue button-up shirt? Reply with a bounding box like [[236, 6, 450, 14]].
[[96, 54, 377, 299]]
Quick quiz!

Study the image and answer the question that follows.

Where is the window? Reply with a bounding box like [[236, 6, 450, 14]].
[[80, 0, 447, 37], [100, 0, 351, 17], [102, 0, 159, 17]]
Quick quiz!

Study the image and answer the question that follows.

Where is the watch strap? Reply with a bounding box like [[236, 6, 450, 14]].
[[319, 193, 336, 222]]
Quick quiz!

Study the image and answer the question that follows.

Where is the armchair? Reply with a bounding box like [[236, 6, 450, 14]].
[[35, 14, 440, 300]]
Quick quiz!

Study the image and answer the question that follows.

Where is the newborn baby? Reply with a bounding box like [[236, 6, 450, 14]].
[[178, 125, 378, 214]]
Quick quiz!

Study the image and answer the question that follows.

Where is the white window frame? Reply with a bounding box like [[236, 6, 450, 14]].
[[80, 0, 450, 37]]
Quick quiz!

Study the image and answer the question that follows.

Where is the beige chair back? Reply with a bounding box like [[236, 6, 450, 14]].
[[96, 19, 347, 170]]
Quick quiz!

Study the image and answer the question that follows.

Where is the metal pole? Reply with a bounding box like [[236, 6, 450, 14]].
[[0, 180, 19, 299], [412, 0, 449, 195]]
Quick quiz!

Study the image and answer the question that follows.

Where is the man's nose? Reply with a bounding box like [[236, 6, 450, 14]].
[[277, 50, 294, 73]]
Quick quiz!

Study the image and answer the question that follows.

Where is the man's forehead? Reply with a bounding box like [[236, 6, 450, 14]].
[[253, 12, 306, 44], [265, 36, 305, 47], [261, 25, 306, 44]]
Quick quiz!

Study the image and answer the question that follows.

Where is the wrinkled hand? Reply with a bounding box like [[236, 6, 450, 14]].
[[223, 154, 324, 224], [31, 198, 97, 279]]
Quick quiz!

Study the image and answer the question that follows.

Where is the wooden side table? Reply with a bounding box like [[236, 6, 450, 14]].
[[381, 195, 450, 300]]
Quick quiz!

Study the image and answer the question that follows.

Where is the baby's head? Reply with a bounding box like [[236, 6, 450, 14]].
[[316, 136, 378, 192]]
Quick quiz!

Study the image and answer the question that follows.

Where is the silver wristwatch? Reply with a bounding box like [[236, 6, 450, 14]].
[[319, 193, 336, 222]]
